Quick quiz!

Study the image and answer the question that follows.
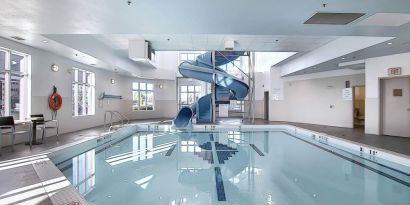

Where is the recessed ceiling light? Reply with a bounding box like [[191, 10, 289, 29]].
[[387, 42, 393, 45], [42, 40, 48, 43], [11, 61, 17, 65], [341, 57, 346, 60]]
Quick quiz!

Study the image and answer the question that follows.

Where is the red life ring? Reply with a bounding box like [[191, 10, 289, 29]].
[[48, 92, 62, 111]]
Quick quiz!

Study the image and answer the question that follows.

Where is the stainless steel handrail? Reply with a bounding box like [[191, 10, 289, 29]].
[[113, 111, 129, 125], [104, 110, 129, 131]]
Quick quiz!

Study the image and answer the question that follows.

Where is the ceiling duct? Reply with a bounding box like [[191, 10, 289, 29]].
[[129, 39, 156, 67], [339, 59, 365, 70], [128, 39, 155, 61], [304, 12, 366, 25], [10, 36, 26, 41], [224, 40, 235, 50]]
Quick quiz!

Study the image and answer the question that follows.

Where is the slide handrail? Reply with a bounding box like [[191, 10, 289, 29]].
[[216, 51, 250, 79]]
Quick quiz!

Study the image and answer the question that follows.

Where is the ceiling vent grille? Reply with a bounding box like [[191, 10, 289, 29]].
[[11, 36, 26, 41], [304, 12, 365, 25]]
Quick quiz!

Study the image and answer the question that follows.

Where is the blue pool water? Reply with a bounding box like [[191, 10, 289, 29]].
[[52, 131, 410, 205]]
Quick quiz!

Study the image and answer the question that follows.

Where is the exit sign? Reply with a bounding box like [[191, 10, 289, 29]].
[[388, 67, 402, 76]]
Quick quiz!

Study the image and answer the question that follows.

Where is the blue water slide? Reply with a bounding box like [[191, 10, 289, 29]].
[[172, 51, 249, 128]]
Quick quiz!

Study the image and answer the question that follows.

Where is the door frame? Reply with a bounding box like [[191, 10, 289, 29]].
[[379, 75, 410, 136], [352, 85, 365, 129], [263, 91, 269, 120]]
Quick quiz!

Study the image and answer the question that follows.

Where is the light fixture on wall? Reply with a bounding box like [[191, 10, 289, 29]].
[[111, 79, 115, 84], [159, 84, 164, 89], [51, 64, 59, 72]]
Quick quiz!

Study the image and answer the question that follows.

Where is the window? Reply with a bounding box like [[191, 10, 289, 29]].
[[178, 52, 205, 64], [0, 47, 30, 120], [72, 68, 95, 117], [180, 140, 201, 153], [228, 131, 242, 143], [179, 85, 201, 109], [220, 58, 246, 79], [229, 100, 245, 112], [132, 134, 154, 161], [132, 82, 154, 111], [72, 149, 95, 195]]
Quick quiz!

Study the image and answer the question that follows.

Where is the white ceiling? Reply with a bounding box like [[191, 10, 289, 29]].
[[0, 0, 409, 76], [357, 13, 410, 26], [1, 0, 409, 36]]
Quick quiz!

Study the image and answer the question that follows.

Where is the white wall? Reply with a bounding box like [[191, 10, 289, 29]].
[[270, 67, 365, 127], [253, 71, 270, 118], [0, 37, 179, 146], [364, 52, 410, 135], [119, 77, 177, 120]]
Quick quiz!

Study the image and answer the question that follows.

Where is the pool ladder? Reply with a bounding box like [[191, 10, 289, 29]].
[[104, 110, 130, 132]]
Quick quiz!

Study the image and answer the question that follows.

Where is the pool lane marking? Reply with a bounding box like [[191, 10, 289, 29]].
[[210, 133, 214, 141], [214, 167, 226, 201], [249, 144, 265, 156], [165, 144, 177, 156], [211, 140, 227, 201], [291, 135, 410, 187]]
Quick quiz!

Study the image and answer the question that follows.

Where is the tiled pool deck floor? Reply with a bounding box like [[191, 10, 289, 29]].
[[0, 118, 409, 205]]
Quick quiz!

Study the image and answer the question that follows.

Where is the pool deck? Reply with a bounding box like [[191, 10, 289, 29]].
[[0, 118, 409, 205], [217, 118, 410, 156]]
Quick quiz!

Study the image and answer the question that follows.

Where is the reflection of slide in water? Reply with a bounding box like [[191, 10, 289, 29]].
[[172, 51, 249, 128], [177, 144, 249, 182]]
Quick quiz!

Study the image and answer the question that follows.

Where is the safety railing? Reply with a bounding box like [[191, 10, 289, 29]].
[[104, 110, 130, 132]]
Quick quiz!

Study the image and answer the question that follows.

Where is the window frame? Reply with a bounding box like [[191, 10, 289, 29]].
[[0, 47, 31, 120], [72, 67, 95, 117], [178, 51, 205, 65], [132, 82, 155, 111], [178, 85, 202, 109]]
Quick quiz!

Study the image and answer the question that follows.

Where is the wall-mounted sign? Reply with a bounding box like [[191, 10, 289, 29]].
[[342, 88, 352, 100], [388, 67, 402, 76]]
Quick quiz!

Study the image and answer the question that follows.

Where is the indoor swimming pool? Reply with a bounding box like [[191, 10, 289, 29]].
[[50, 130, 410, 205]]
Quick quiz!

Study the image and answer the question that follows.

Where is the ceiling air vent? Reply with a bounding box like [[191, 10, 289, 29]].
[[11, 36, 26, 41], [304, 12, 365, 25]]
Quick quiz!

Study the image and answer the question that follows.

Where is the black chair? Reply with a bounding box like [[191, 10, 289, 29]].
[[0, 116, 33, 151], [30, 114, 59, 142]]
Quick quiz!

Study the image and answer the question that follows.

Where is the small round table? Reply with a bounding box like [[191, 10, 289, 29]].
[[24, 117, 44, 146]]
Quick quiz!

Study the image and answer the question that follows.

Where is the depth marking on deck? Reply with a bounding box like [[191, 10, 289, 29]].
[[249, 144, 265, 156], [165, 144, 177, 156], [214, 167, 226, 201]]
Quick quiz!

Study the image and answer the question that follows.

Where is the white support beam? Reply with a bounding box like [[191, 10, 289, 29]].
[[280, 36, 394, 76]]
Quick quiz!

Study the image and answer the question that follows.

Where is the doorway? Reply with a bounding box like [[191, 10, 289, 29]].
[[264, 91, 269, 120], [353, 86, 365, 129], [381, 77, 410, 137]]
